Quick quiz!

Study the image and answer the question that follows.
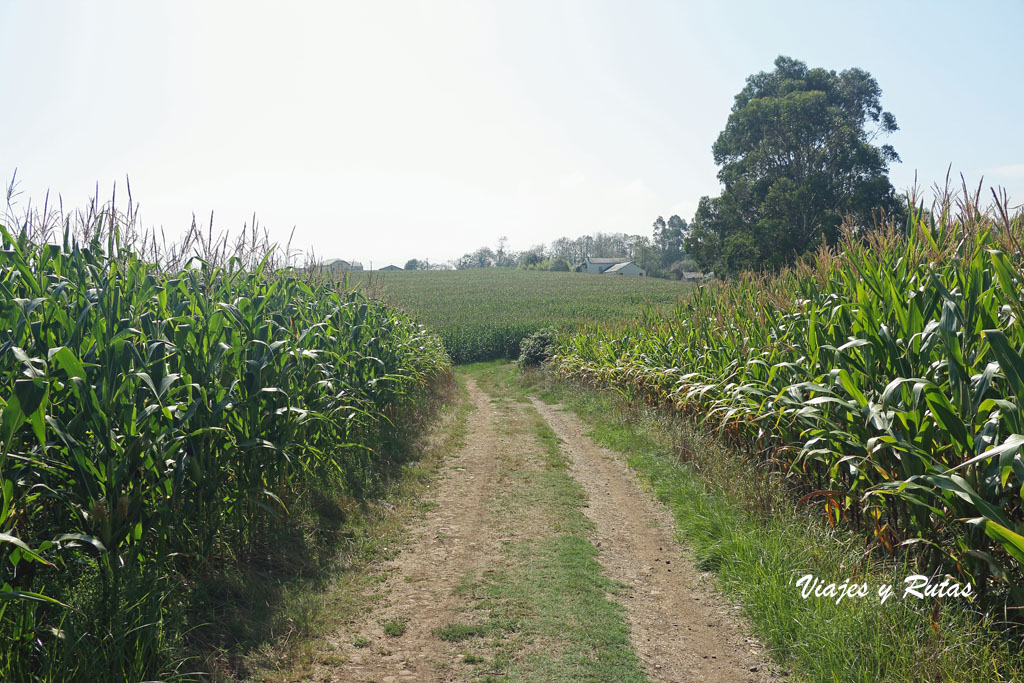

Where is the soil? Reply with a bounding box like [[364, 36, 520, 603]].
[[532, 398, 777, 682], [308, 376, 779, 682]]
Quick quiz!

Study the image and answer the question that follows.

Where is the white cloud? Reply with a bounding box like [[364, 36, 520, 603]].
[[985, 164, 1024, 178]]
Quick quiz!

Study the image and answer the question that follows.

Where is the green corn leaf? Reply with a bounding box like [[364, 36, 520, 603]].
[[0, 395, 26, 448], [53, 533, 107, 554], [985, 329, 1024, 405], [0, 532, 55, 567], [0, 589, 70, 609], [947, 434, 1024, 474], [970, 518, 1024, 565], [48, 346, 87, 380]]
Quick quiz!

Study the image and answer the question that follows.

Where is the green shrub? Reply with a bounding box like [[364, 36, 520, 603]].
[[518, 328, 557, 368]]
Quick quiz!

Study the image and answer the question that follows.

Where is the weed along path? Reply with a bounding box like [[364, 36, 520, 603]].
[[312, 366, 776, 682]]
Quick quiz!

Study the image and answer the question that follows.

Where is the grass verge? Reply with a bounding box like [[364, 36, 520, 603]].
[[513, 366, 1024, 683]]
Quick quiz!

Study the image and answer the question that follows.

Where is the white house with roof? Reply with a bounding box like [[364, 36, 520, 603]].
[[602, 261, 646, 276], [576, 256, 646, 276]]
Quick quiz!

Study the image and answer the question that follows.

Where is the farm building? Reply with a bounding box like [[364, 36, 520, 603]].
[[576, 256, 645, 276], [322, 258, 364, 272], [602, 261, 646, 276], [378, 264, 401, 271]]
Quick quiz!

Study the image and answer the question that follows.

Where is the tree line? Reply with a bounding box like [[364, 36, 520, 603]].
[[403, 217, 697, 279], [407, 56, 905, 280]]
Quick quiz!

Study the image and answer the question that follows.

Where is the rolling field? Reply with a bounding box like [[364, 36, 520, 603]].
[[349, 268, 692, 363]]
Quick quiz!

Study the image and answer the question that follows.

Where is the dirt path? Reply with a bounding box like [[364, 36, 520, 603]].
[[321, 378, 510, 682], [532, 398, 775, 682], [311, 372, 777, 682]]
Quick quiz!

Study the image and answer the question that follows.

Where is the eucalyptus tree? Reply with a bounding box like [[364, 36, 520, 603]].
[[686, 56, 904, 276]]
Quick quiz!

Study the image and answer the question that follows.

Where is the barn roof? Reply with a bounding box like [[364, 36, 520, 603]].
[[587, 256, 632, 264], [604, 261, 636, 273]]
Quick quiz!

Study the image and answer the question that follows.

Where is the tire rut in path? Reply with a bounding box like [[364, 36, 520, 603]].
[[532, 398, 778, 683], [314, 377, 778, 682], [323, 378, 509, 682]]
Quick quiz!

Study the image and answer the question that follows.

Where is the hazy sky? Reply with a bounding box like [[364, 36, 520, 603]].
[[2, 1, 1022, 267]]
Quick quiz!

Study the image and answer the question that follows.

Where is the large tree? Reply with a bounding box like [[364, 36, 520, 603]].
[[652, 215, 687, 270], [685, 56, 904, 276]]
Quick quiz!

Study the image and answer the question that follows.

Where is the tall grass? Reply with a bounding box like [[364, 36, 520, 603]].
[[0, 190, 448, 679], [553, 185, 1024, 607]]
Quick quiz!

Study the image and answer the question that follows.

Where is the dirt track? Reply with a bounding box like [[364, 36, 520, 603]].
[[312, 374, 776, 682], [532, 397, 774, 682]]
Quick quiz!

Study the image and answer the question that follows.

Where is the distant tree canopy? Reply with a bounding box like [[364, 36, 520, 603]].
[[651, 215, 687, 271], [454, 247, 496, 270], [402, 258, 445, 270], [685, 56, 904, 277], [448, 221, 695, 279]]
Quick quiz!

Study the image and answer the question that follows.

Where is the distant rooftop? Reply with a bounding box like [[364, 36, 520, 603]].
[[586, 256, 631, 264], [321, 258, 363, 270]]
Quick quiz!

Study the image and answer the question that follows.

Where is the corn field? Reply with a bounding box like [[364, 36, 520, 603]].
[[0, 212, 448, 678], [350, 268, 691, 363], [552, 195, 1024, 604]]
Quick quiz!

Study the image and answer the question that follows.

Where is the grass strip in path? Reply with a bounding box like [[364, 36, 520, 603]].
[[514, 368, 1024, 683], [459, 362, 649, 682], [530, 395, 776, 681]]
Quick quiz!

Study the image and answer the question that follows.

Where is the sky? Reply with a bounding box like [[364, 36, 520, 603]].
[[1, 0, 1022, 268]]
